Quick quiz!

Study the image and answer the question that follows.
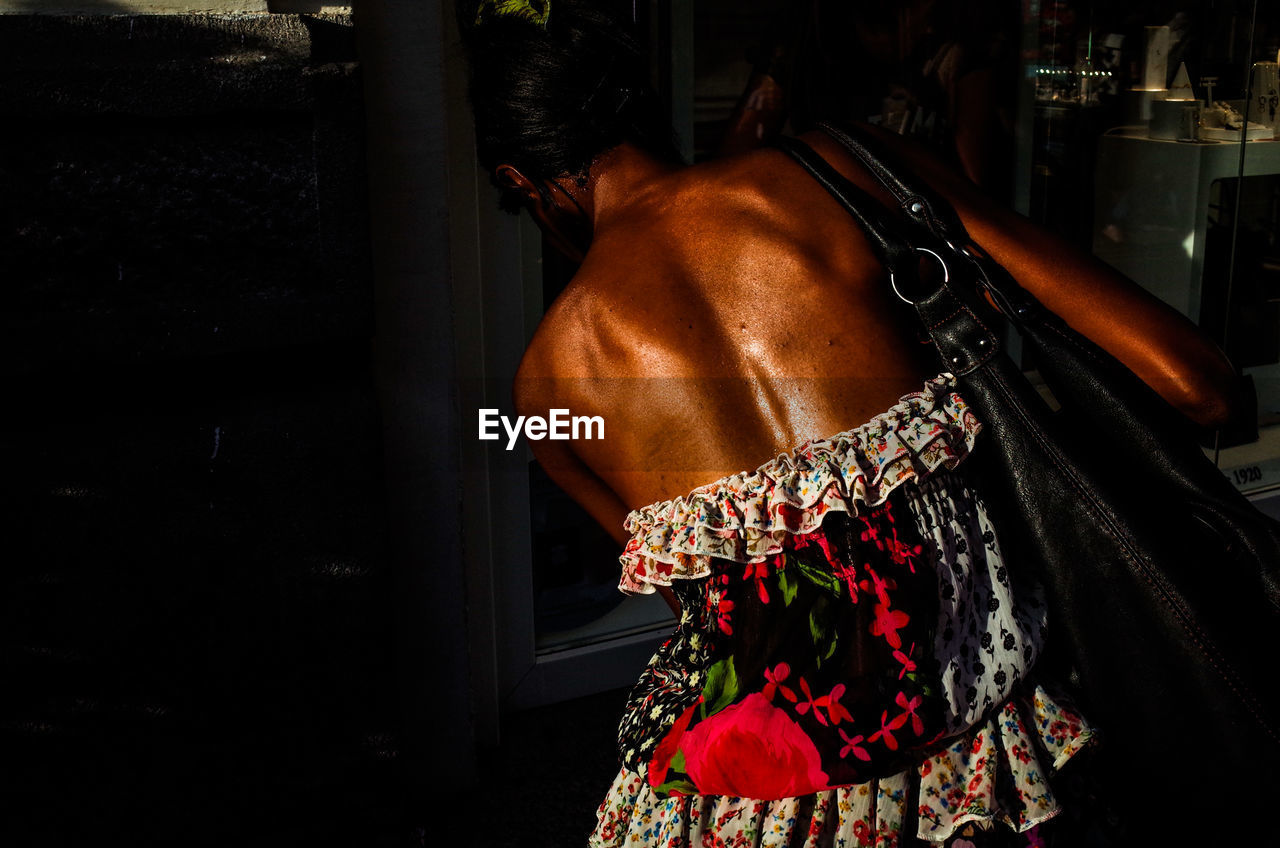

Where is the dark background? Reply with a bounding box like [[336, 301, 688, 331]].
[[0, 8, 631, 845], [2, 11, 406, 846]]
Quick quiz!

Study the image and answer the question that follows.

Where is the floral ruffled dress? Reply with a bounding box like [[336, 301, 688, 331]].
[[591, 375, 1094, 848]]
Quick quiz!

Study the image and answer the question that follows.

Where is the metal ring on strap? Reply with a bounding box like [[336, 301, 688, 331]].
[[888, 247, 950, 305]]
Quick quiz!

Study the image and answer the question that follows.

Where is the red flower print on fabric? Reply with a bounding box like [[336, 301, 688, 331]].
[[705, 576, 735, 635], [794, 679, 853, 727], [742, 560, 770, 604], [678, 693, 830, 797], [895, 691, 926, 736], [775, 502, 806, 530], [859, 568, 896, 605], [893, 644, 918, 679], [886, 536, 923, 571], [870, 602, 910, 649], [824, 684, 854, 725], [831, 560, 861, 597], [838, 728, 871, 762], [794, 678, 827, 725], [763, 663, 797, 704], [857, 501, 924, 575], [868, 709, 909, 751]]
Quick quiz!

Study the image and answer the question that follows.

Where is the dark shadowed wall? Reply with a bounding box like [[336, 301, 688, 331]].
[[0, 7, 468, 845]]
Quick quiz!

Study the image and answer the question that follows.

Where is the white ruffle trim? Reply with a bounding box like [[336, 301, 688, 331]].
[[590, 685, 1094, 848], [619, 374, 981, 594]]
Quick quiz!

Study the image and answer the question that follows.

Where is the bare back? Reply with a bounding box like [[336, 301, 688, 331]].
[[516, 130, 1239, 541]]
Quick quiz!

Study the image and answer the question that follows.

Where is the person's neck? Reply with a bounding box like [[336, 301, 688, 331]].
[[585, 143, 681, 231]]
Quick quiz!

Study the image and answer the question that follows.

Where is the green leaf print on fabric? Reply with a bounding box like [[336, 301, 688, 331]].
[[652, 776, 697, 796], [823, 634, 838, 662], [808, 596, 839, 667], [778, 567, 799, 607], [789, 551, 843, 597], [700, 657, 739, 718], [653, 751, 696, 795]]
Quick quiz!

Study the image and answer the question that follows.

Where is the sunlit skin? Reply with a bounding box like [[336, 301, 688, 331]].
[[500, 127, 1240, 614]]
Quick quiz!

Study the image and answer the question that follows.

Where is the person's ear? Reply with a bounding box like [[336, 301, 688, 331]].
[[494, 163, 592, 263], [495, 164, 543, 208]]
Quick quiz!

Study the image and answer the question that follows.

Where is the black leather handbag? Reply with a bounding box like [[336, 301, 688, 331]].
[[777, 124, 1280, 821]]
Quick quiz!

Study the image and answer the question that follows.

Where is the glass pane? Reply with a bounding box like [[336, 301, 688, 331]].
[[1217, 25, 1280, 491], [1017, 0, 1279, 491]]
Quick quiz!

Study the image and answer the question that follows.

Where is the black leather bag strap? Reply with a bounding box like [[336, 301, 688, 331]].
[[777, 134, 1004, 376], [808, 123, 1042, 333], [774, 135, 920, 282], [816, 121, 972, 248]]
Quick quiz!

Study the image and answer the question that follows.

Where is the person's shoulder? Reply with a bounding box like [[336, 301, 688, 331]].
[[512, 314, 576, 420], [515, 279, 595, 383], [513, 276, 670, 436], [511, 263, 630, 409], [674, 147, 795, 210], [622, 148, 814, 263]]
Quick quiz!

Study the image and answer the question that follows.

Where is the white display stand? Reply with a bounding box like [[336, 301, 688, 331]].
[[1092, 130, 1280, 322], [1092, 130, 1280, 413]]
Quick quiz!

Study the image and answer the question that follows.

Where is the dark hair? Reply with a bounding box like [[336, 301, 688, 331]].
[[459, 0, 681, 210]]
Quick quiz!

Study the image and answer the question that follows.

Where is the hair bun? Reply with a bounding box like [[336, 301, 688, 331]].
[[474, 0, 550, 29]]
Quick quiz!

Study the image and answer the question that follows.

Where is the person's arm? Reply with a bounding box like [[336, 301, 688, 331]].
[[513, 375, 682, 616], [841, 127, 1243, 430], [717, 70, 790, 158], [950, 184, 1240, 429], [715, 19, 797, 158]]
